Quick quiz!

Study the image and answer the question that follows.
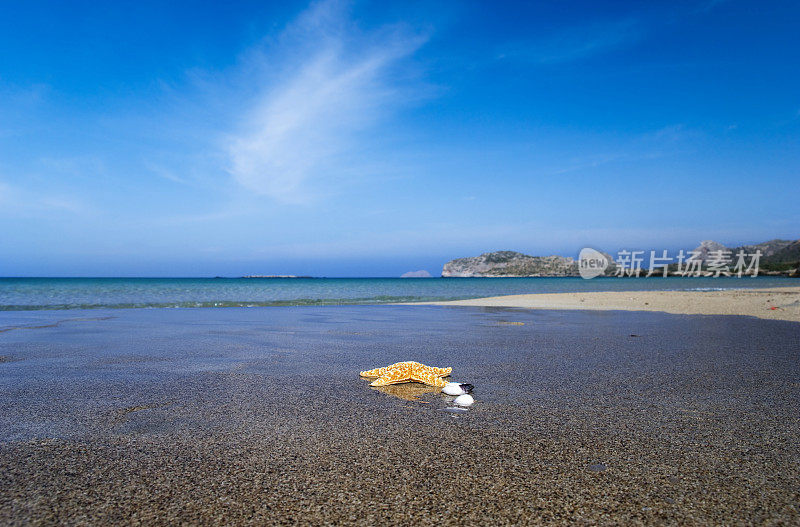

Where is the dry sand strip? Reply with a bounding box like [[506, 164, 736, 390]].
[[409, 286, 800, 322]]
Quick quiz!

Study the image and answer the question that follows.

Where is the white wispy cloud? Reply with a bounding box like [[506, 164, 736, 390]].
[[499, 18, 642, 64], [0, 179, 90, 217], [225, 0, 428, 203], [695, 0, 731, 14], [547, 124, 697, 176]]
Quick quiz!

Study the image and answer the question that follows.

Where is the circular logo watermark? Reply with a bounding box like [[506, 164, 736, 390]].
[[579, 247, 608, 279]]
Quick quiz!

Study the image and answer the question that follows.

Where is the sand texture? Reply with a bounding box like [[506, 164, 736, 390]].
[[413, 286, 800, 322], [1, 306, 799, 524]]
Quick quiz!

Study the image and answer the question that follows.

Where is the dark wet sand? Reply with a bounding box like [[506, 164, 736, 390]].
[[1, 306, 799, 525]]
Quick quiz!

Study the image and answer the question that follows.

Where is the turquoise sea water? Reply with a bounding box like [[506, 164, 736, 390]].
[[0, 276, 794, 311]]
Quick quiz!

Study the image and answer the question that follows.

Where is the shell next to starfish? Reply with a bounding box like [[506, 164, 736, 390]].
[[360, 361, 452, 388]]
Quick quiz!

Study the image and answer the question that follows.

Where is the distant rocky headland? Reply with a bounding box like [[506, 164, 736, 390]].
[[664, 239, 799, 277], [400, 270, 433, 278], [442, 238, 800, 278], [441, 251, 611, 277], [690, 239, 799, 271]]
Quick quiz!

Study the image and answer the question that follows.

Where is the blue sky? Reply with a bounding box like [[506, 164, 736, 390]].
[[1, 0, 798, 277]]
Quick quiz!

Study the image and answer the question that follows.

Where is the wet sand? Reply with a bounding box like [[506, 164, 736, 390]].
[[1, 306, 799, 524], [412, 286, 800, 322]]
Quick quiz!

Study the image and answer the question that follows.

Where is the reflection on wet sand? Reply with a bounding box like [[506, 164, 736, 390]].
[[0, 316, 116, 333], [371, 383, 440, 402]]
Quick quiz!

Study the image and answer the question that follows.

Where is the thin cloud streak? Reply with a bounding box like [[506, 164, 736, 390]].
[[499, 18, 642, 64], [226, 0, 428, 203], [0, 179, 90, 217]]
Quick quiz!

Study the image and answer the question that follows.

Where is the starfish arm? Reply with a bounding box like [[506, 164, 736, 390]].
[[370, 372, 407, 386], [414, 364, 453, 378], [431, 366, 452, 378], [370, 363, 411, 385], [410, 370, 448, 387], [360, 361, 410, 378], [360, 366, 392, 377], [370, 376, 394, 386]]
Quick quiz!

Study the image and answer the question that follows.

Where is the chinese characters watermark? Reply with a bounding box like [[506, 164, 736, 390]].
[[579, 248, 762, 279]]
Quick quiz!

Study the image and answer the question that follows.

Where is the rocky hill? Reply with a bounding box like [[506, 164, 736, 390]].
[[762, 239, 800, 264], [691, 240, 730, 261], [441, 251, 586, 277], [692, 239, 797, 262], [400, 270, 432, 278], [734, 239, 798, 260], [728, 239, 799, 275], [672, 238, 799, 276], [442, 239, 799, 278]]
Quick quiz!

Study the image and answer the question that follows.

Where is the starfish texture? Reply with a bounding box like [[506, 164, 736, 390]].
[[360, 361, 452, 388]]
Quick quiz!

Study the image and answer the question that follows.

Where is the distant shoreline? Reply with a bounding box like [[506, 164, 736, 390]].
[[406, 285, 800, 322]]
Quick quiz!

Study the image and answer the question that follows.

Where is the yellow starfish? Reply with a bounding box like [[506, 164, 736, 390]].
[[360, 361, 452, 388]]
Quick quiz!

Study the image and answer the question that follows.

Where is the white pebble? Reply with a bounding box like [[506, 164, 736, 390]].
[[452, 394, 474, 407], [442, 382, 465, 396]]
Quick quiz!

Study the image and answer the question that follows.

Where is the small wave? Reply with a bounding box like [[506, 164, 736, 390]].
[[0, 296, 463, 312], [682, 287, 736, 292], [0, 316, 116, 332]]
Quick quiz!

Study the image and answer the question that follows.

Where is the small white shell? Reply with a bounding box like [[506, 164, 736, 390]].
[[452, 394, 474, 407], [442, 382, 465, 396]]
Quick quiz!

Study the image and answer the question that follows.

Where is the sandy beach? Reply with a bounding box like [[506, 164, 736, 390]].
[[2, 305, 800, 524], [412, 285, 800, 323]]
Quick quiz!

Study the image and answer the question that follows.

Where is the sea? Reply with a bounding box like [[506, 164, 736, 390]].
[[0, 276, 793, 311]]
